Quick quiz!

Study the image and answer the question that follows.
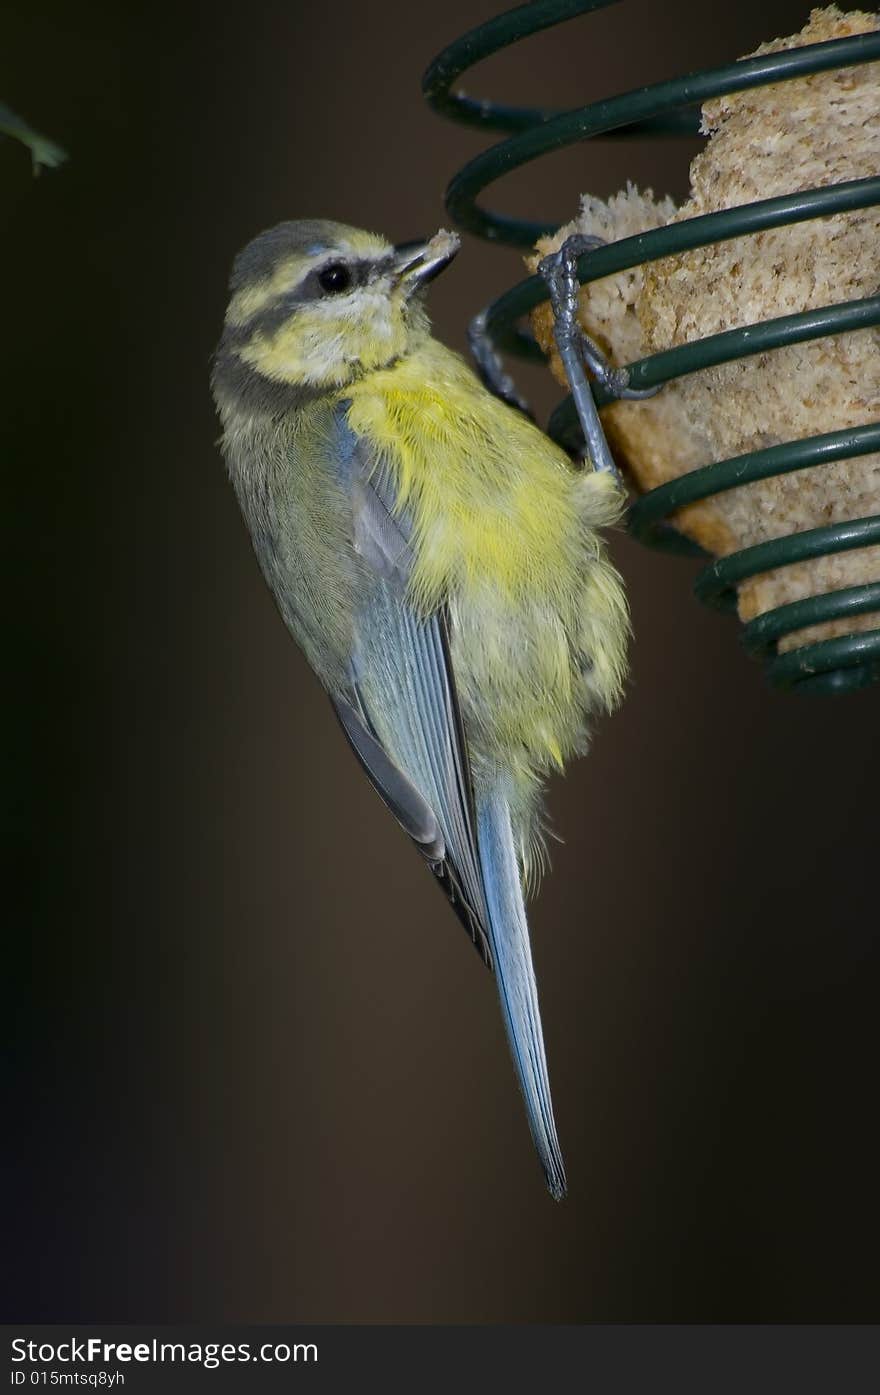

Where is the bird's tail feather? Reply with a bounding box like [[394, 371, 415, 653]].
[[477, 782, 567, 1200]]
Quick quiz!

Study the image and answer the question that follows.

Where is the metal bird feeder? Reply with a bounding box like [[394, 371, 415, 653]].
[[423, 0, 880, 694]]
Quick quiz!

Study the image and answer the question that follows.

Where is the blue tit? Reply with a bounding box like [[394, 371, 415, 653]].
[[212, 220, 629, 1199]]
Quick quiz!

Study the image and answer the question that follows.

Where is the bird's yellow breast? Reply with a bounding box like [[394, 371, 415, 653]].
[[342, 337, 627, 788], [342, 338, 585, 613]]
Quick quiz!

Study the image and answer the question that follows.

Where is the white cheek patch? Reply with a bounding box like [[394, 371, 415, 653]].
[[240, 285, 404, 387], [312, 287, 395, 340]]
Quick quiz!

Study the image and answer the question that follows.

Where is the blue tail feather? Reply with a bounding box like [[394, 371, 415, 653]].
[[477, 784, 567, 1200]]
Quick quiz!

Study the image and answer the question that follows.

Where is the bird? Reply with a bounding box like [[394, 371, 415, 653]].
[[211, 220, 629, 1199]]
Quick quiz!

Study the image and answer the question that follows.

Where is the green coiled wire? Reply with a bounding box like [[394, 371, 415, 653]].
[[423, 0, 880, 693]]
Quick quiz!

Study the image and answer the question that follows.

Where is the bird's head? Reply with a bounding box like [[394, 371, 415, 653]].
[[217, 219, 460, 391]]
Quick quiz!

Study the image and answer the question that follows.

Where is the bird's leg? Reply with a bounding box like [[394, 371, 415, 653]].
[[538, 233, 659, 482], [537, 236, 618, 479], [467, 309, 534, 419]]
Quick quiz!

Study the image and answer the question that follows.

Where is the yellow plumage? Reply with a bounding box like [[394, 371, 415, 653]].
[[344, 335, 628, 799]]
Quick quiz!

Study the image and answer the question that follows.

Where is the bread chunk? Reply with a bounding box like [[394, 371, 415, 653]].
[[530, 7, 880, 652]]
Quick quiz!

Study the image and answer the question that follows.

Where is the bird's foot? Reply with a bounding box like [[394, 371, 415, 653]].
[[538, 233, 658, 482], [467, 309, 534, 419]]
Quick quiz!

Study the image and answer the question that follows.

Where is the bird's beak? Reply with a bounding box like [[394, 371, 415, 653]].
[[392, 229, 461, 294]]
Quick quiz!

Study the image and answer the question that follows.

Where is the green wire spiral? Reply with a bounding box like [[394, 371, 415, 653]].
[[423, 0, 880, 693]]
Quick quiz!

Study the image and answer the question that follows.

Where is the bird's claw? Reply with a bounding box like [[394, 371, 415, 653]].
[[467, 310, 533, 419], [538, 233, 660, 406]]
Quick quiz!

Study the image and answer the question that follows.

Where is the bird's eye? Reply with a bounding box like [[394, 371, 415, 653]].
[[318, 262, 352, 294]]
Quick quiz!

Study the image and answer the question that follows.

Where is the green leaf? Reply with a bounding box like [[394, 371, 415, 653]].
[[0, 102, 67, 174]]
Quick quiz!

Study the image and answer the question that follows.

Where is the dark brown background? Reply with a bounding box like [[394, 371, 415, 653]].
[[5, 0, 878, 1322]]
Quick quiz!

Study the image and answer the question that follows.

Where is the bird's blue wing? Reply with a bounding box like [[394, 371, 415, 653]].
[[332, 691, 445, 861], [336, 424, 566, 1196], [337, 437, 493, 968]]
